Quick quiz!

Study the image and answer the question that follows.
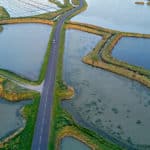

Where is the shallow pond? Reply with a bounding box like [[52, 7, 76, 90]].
[[0, 0, 60, 17], [0, 23, 51, 81], [0, 98, 31, 140], [112, 37, 150, 70], [72, 0, 150, 33], [60, 137, 90, 150], [62, 30, 150, 149]]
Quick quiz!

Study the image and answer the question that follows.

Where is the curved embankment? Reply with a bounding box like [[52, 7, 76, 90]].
[[0, 18, 53, 148], [56, 126, 95, 150], [65, 21, 150, 89], [0, 0, 79, 148], [54, 24, 122, 150]]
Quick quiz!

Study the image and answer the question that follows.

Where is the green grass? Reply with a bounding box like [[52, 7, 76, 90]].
[[0, 6, 10, 19], [0, 0, 136, 149], [48, 22, 123, 149], [47, 0, 123, 149], [0, 0, 73, 86], [0, 23, 55, 86], [72, 0, 80, 5], [49, 23, 66, 150], [1, 94, 40, 150]]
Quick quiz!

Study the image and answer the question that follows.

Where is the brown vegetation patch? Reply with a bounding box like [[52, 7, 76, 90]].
[[0, 77, 35, 101], [0, 18, 54, 25], [56, 126, 96, 150]]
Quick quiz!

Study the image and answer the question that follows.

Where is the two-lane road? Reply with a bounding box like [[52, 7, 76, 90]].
[[31, 0, 84, 149]]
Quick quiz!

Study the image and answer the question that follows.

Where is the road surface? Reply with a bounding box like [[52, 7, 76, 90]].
[[31, 0, 84, 150]]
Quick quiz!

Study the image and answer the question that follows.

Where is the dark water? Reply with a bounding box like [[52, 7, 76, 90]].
[[112, 37, 150, 70], [60, 137, 90, 150], [0, 99, 31, 140], [62, 30, 150, 149], [0, 24, 51, 81]]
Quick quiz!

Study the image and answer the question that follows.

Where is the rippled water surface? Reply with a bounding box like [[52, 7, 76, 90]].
[[0, 24, 51, 81], [112, 37, 150, 70], [72, 0, 150, 33], [62, 30, 150, 149], [60, 137, 90, 150]]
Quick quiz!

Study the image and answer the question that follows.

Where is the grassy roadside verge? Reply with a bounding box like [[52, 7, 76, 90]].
[[0, 0, 78, 148], [49, 22, 123, 150], [1, 0, 150, 149], [0, 18, 54, 85]]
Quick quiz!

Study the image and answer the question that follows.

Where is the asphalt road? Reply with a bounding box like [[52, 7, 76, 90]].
[[31, 0, 83, 150]]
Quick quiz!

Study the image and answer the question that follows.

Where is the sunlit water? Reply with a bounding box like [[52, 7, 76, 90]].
[[0, 24, 51, 81], [62, 30, 150, 149], [60, 137, 90, 150], [112, 37, 150, 70], [72, 0, 150, 33], [0, 0, 60, 17], [0, 98, 31, 140]]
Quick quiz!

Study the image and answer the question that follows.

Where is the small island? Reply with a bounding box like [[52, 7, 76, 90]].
[[135, 0, 150, 5]]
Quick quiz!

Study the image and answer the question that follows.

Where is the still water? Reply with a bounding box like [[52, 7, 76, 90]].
[[60, 137, 90, 150], [112, 37, 150, 70], [0, 98, 31, 140], [62, 30, 150, 149], [0, 0, 60, 17], [72, 0, 150, 33], [0, 23, 51, 81]]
